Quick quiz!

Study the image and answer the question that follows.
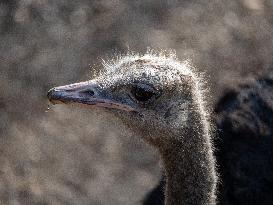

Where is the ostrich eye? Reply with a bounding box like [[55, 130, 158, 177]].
[[131, 84, 157, 102]]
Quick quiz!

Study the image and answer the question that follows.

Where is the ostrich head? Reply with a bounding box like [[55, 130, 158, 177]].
[[47, 52, 216, 205], [48, 53, 207, 146]]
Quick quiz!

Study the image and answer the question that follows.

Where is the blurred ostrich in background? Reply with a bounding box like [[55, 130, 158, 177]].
[[144, 67, 273, 205], [215, 67, 273, 205]]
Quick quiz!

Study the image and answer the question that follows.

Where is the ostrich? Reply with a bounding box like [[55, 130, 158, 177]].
[[214, 68, 273, 205], [47, 52, 217, 205], [143, 67, 273, 205]]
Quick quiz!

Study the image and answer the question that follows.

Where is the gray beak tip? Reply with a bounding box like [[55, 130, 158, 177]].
[[47, 88, 61, 104], [47, 88, 54, 100], [47, 88, 55, 100]]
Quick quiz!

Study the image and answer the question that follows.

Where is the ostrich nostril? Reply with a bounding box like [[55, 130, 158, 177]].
[[84, 90, 95, 96]]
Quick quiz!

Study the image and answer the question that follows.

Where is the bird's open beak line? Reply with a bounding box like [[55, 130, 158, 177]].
[[47, 82, 135, 112]]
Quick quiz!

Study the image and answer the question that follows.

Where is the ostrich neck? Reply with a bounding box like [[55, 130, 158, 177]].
[[157, 111, 216, 205]]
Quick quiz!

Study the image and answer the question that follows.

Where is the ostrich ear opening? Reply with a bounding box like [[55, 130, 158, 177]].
[[47, 81, 135, 112]]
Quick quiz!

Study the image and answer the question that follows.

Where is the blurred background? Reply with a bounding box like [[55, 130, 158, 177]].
[[0, 0, 273, 204]]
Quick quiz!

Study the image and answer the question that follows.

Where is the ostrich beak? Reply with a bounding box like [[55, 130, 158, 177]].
[[47, 81, 135, 112]]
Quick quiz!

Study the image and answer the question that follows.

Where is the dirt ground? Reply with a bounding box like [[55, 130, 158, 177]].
[[0, 0, 273, 204]]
